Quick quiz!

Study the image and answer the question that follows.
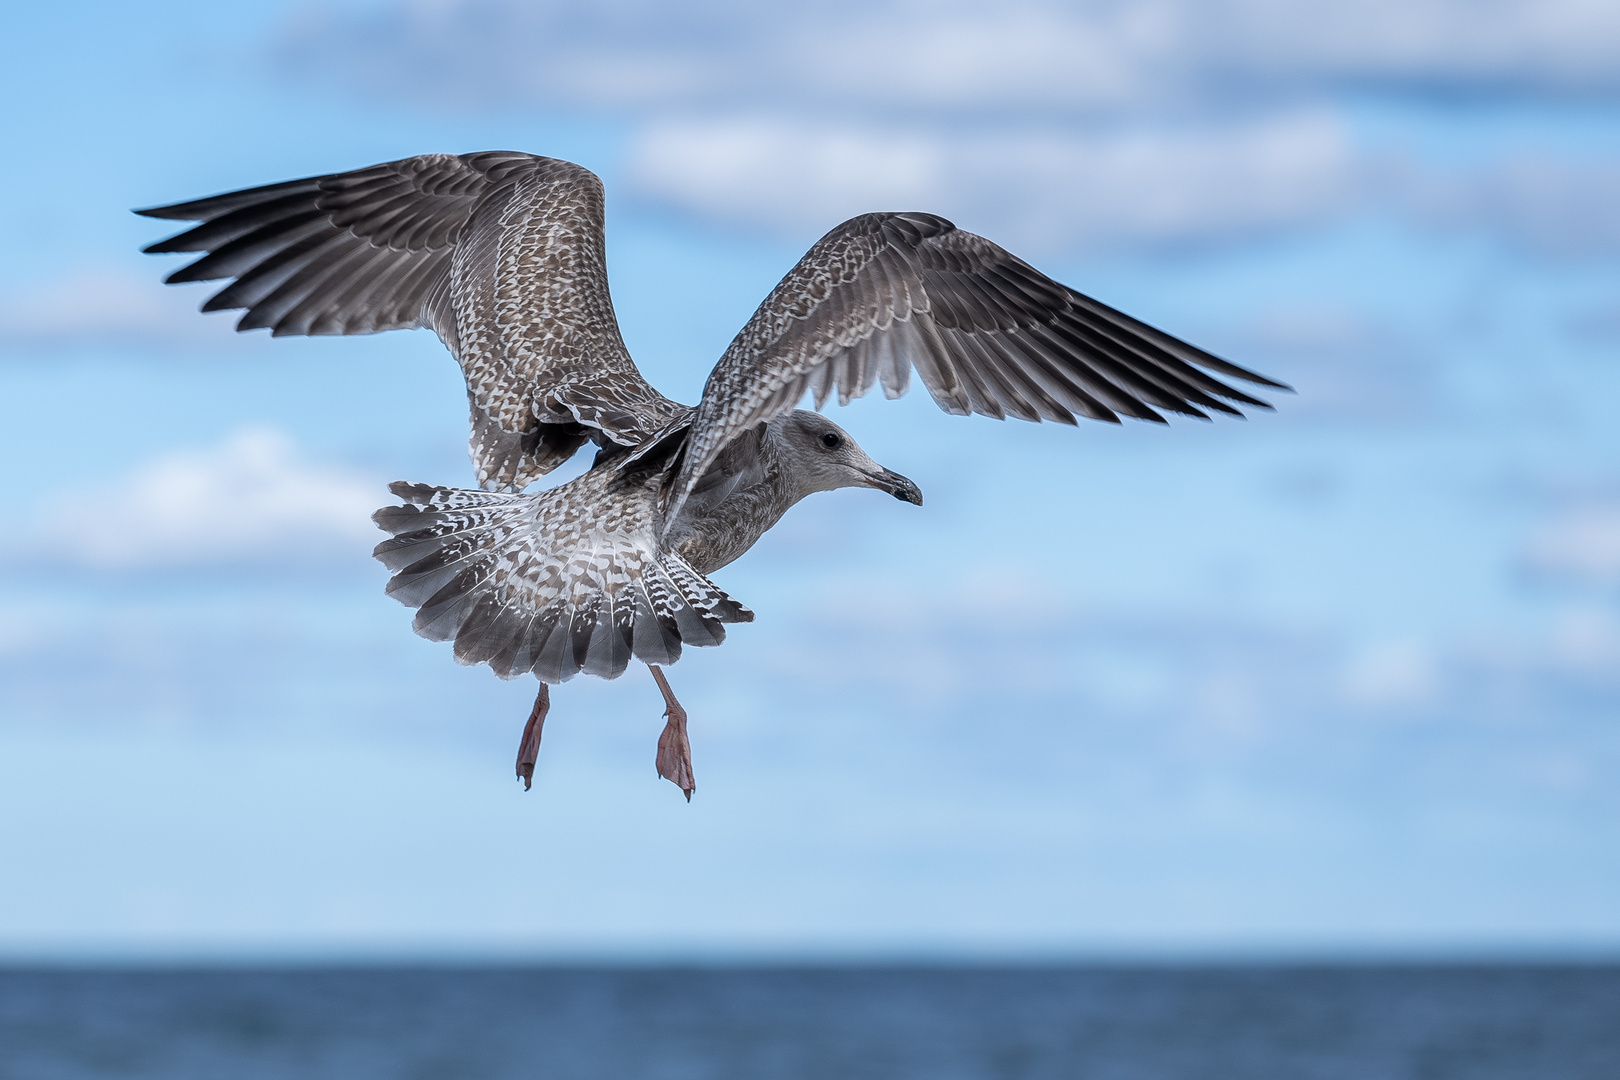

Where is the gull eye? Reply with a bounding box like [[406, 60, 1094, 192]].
[[820, 432, 842, 449]]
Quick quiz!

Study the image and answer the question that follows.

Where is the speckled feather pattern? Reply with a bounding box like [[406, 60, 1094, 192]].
[[372, 468, 751, 683], [138, 152, 681, 494], [668, 212, 1286, 520], [140, 152, 1283, 684]]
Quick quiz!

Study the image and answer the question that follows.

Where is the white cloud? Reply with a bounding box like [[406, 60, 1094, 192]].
[[786, 4, 1180, 112], [1339, 639, 1443, 707], [1549, 607, 1620, 672], [0, 264, 252, 354], [1191, 668, 1265, 738], [629, 118, 950, 234], [23, 427, 385, 569], [1405, 156, 1620, 258], [630, 113, 1620, 257], [1188, 0, 1620, 94], [1524, 502, 1620, 588], [278, 1, 1620, 255], [628, 111, 1361, 252], [283, 0, 1620, 113]]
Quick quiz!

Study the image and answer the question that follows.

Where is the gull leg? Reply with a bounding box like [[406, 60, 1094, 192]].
[[649, 665, 695, 801], [516, 682, 550, 791]]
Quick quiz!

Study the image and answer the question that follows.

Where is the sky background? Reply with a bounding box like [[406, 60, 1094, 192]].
[[2, 0, 1619, 961]]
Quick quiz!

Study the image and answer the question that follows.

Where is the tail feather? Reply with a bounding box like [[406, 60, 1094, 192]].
[[491, 605, 544, 676], [591, 588, 640, 679], [631, 589, 681, 668], [452, 590, 522, 668], [381, 531, 503, 604], [414, 567, 489, 642], [372, 469, 752, 683], [652, 559, 725, 648]]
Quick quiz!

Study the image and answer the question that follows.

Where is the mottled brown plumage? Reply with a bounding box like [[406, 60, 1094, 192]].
[[139, 150, 1285, 797], [139, 152, 683, 490]]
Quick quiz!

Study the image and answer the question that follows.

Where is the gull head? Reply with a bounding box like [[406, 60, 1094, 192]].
[[773, 410, 923, 506]]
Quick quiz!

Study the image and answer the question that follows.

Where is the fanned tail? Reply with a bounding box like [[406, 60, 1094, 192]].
[[372, 472, 752, 683]]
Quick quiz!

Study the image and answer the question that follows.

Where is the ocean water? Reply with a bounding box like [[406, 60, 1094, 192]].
[[1, 965, 1617, 1079]]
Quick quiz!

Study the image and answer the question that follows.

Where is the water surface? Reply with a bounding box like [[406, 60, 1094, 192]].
[[3, 965, 1617, 1079]]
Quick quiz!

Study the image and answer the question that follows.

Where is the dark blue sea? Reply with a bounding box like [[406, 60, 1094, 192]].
[[2, 965, 1617, 1079]]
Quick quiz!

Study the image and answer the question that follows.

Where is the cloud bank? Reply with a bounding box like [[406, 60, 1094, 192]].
[[626, 111, 1364, 252], [18, 427, 384, 569], [284, 0, 1620, 113], [1525, 501, 1620, 589], [278, 0, 1620, 256], [0, 265, 256, 355]]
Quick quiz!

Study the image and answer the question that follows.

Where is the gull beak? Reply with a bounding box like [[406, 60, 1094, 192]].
[[865, 467, 924, 506]]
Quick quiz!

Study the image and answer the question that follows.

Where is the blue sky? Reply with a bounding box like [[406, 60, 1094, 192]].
[[2, 0, 1619, 960]]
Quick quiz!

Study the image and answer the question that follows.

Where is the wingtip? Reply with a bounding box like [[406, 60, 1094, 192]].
[[1226, 365, 1293, 393], [133, 203, 201, 221]]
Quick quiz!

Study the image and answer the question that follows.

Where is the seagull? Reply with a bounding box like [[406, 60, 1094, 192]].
[[138, 151, 1286, 800]]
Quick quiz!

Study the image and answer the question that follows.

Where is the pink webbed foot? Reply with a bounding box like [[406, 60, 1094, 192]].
[[649, 665, 695, 801], [516, 682, 549, 791]]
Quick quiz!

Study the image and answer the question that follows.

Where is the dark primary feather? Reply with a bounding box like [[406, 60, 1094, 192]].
[[138, 152, 683, 491], [137, 152, 531, 335], [669, 212, 1290, 520]]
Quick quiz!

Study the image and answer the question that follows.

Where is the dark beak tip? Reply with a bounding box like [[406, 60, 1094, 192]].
[[889, 478, 923, 506], [870, 468, 922, 506]]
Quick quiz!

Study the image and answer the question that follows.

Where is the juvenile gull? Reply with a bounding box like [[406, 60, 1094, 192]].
[[137, 151, 1286, 799]]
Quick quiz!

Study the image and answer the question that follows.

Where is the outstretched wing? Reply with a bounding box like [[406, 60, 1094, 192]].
[[138, 151, 683, 491], [669, 212, 1288, 518]]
